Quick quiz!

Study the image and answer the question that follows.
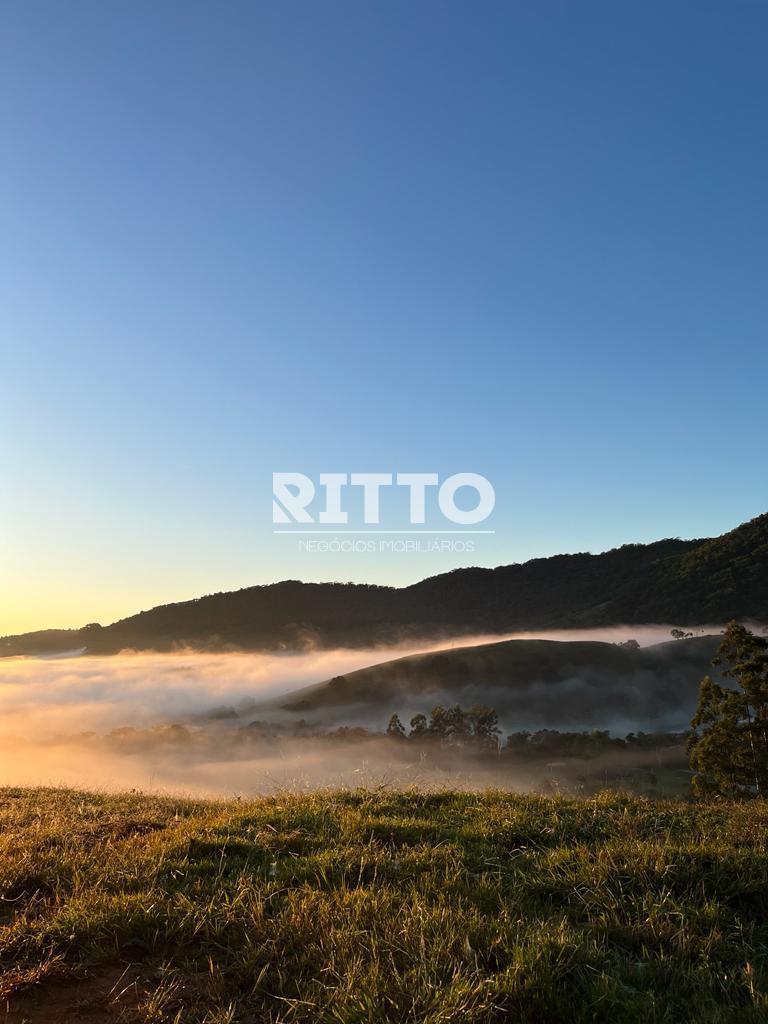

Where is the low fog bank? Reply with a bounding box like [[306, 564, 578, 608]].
[[0, 728, 689, 800], [0, 647, 427, 737], [0, 625, 735, 794], [0, 626, 722, 735]]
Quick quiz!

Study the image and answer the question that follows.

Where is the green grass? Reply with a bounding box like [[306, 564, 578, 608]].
[[1, 787, 767, 1023]]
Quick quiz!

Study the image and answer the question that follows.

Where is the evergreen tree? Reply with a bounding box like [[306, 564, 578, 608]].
[[689, 622, 768, 797], [386, 714, 406, 739], [409, 713, 428, 739]]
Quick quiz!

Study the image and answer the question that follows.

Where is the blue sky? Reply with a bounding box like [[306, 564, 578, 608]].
[[2, 1, 767, 633]]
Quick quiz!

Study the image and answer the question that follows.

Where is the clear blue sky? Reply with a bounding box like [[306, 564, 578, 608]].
[[2, 1, 767, 633]]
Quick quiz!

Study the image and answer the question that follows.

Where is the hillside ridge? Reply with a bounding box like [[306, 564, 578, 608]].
[[2, 512, 766, 656]]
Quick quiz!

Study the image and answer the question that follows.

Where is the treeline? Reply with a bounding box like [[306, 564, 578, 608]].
[[386, 705, 502, 750], [503, 728, 682, 760], [385, 705, 683, 759]]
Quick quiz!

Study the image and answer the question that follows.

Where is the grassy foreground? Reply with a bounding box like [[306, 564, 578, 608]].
[[1, 789, 767, 1023]]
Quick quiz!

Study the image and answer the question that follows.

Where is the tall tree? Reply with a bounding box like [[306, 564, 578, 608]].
[[466, 704, 502, 750], [428, 705, 451, 739], [386, 714, 406, 739], [409, 713, 428, 739], [689, 622, 768, 797], [446, 705, 470, 742]]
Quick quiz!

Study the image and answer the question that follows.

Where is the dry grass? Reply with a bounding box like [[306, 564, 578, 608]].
[[0, 787, 767, 1022]]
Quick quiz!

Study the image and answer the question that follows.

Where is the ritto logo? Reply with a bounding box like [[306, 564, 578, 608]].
[[272, 472, 495, 532]]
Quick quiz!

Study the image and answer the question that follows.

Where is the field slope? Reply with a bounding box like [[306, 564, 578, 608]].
[[1, 788, 766, 1023]]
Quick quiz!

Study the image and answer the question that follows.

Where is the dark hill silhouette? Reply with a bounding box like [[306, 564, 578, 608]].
[[2, 512, 767, 657]]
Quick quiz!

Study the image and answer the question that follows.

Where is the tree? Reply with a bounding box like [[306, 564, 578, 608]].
[[428, 705, 451, 739], [386, 714, 406, 739], [688, 622, 768, 798], [505, 730, 531, 756], [446, 705, 470, 742], [401, 704, 503, 749], [466, 704, 502, 750], [409, 713, 428, 739], [671, 628, 693, 640]]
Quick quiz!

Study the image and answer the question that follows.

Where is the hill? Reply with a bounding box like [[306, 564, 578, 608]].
[[276, 634, 723, 731], [2, 512, 767, 656], [1, 787, 767, 1023]]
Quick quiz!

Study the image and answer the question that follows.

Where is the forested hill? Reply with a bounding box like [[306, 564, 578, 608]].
[[3, 512, 767, 656]]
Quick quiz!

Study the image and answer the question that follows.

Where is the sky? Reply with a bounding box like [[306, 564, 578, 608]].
[[1, 1, 767, 635]]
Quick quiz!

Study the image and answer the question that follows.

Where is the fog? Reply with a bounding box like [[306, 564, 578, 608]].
[[0, 627, 698, 736], [0, 648, 395, 737], [0, 625, 731, 795]]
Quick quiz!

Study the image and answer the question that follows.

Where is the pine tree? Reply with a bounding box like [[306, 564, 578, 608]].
[[689, 622, 768, 798], [386, 713, 406, 739], [409, 713, 428, 739]]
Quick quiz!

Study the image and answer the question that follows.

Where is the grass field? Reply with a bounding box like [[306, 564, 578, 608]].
[[1, 788, 767, 1023]]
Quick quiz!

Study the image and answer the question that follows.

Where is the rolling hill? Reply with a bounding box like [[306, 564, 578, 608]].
[[2, 512, 766, 657], [274, 634, 724, 731]]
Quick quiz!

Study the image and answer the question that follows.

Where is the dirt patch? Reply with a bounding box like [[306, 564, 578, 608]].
[[1, 965, 144, 1024]]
